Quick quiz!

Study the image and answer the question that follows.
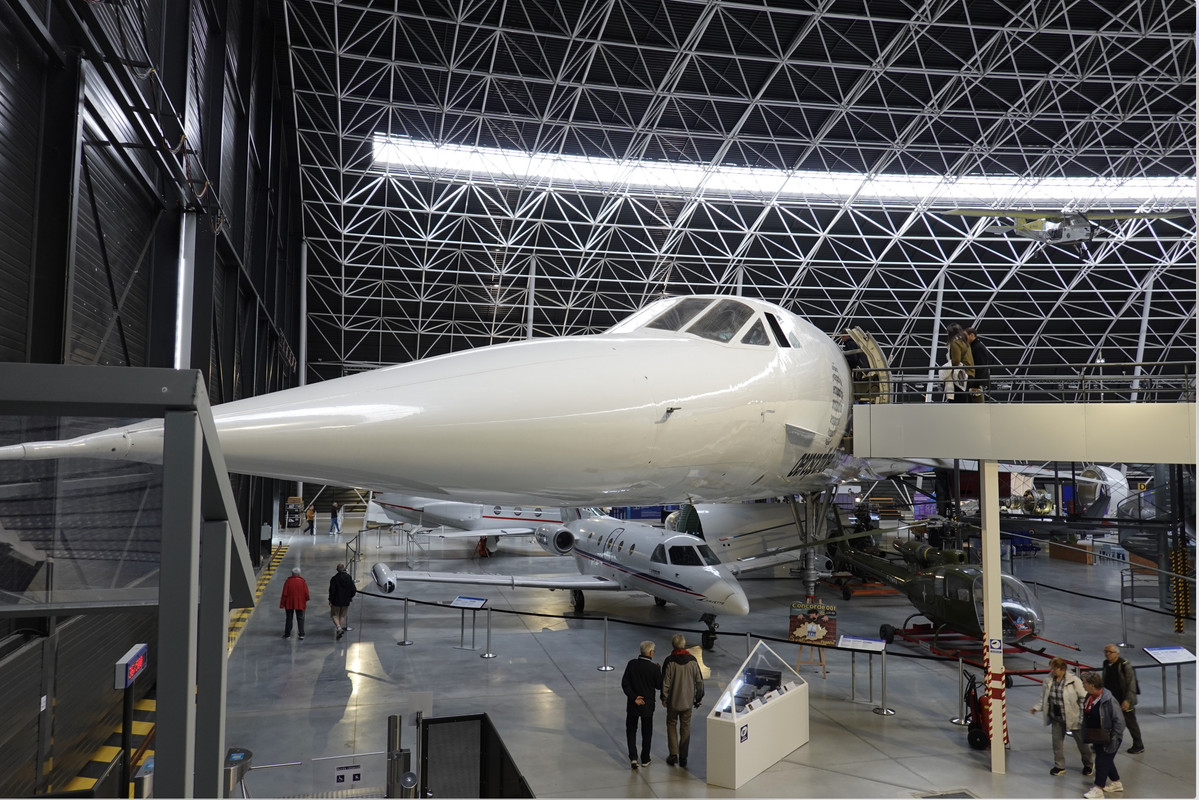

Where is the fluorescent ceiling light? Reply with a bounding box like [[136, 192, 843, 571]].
[[372, 133, 1194, 210]]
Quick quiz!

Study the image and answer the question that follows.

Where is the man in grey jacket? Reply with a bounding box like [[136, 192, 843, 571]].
[[660, 633, 704, 768]]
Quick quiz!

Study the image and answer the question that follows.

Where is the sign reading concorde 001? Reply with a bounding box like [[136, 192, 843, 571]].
[[789, 600, 836, 647]]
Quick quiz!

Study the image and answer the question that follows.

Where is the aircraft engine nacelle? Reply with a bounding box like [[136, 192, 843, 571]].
[[371, 562, 397, 594], [534, 525, 575, 556]]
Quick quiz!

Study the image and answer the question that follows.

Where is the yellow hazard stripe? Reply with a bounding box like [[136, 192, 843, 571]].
[[227, 545, 288, 654]]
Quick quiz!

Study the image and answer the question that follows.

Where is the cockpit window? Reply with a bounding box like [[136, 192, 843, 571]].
[[645, 298, 713, 332], [740, 319, 771, 346], [651, 544, 667, 564], [685, 299, 755, 343], [668, 545, 704, 566], [696, 544, 721, 566]]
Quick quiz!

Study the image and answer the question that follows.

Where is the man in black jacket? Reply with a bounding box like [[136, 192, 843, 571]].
[[328, 563, 357, 639], [1102, 644, 1144, 753], [966, 327, 993, 402], [621, 641, 661, 769]]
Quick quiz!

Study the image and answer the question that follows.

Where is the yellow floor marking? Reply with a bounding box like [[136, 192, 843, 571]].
[[227, 545, 288, 654]]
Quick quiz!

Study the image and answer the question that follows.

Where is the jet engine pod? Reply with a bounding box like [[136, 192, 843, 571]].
[[534, 525, 575, 556], [371, 562, 396, 594]]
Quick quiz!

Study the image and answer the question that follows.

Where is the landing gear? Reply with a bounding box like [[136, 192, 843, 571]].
[[700, 613, 719, 650], [571, 589, 585, 613], [654, 596, 667, 607]]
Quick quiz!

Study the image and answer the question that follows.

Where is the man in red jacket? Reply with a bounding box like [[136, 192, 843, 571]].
[[280, 567, 309, 639]]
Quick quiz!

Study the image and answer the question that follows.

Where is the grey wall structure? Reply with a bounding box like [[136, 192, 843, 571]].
[[0, 1, 300, 794]]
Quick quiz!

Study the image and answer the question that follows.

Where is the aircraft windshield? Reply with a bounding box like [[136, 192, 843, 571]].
[[645, 298, 713, 332], [667, 544, 720, 567], [696, 543, 722, 566], [668, 545, 704, 566], [685, 299, 755, 343], [971, 574, 1044, 643]]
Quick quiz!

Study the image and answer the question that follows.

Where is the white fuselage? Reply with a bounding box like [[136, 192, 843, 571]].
[[558, 516, 749, 617], [0, 296, 852, 507], [372, 492, 566, 530]]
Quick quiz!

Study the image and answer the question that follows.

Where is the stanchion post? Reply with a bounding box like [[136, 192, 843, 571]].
[[873, 650, 895, 716], [386, 714, 402, 798], [1118, 570, 1133, 648], [850, 651, 856, 701], [950, 656, 968, 725], [597, 617, 614, 671], [481, 608, 496, 658], [397, 597, 413, 646]]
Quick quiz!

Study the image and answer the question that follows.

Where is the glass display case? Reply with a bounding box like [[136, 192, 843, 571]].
[[706, 641, 809, 789]]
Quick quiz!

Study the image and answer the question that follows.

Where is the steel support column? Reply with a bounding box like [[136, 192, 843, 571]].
[[195, 520, 231, 798], [158, 409, 203, 797]]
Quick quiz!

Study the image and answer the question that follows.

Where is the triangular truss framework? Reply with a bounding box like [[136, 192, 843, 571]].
[[283, 0, 1195, 382]]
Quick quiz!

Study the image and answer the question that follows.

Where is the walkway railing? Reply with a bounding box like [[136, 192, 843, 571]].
[[853, 360, 1194, 404]]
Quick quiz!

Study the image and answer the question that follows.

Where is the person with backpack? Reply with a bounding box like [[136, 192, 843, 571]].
[[1102, 644, 1145, 754], [965, 327, 993, 402], [660, 633, 705, 769]]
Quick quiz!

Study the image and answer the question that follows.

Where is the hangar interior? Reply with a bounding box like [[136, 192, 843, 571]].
[[0, 0, 1193, 797]]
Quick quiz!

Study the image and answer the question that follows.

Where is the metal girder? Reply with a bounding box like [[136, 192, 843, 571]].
[[281, 0, 1195, 379]]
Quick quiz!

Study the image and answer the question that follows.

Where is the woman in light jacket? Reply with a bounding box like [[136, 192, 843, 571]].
[[1081, 671, 1126, 798], [1030, 657, 1093, 777]]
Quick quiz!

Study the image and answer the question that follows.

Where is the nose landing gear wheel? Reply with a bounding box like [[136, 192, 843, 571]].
[[701, 631, 716, 650], [570, 589, 585, 613]]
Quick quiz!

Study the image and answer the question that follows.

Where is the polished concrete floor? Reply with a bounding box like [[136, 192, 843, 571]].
[[225, 515, 1196, 798]]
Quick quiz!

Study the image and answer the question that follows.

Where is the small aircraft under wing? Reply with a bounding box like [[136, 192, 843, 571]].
[[369, 492, 568, 551], [371, 512, 750, 649], [948, 207, 1191, 253]]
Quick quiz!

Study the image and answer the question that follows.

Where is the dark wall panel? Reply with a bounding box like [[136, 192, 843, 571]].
[[48, 612, 158, 792], [0, 22, 43, 361], [0, 641, 41, 796]]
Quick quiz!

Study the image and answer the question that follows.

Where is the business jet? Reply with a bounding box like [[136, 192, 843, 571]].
[[371, 510, 750, 649], [948, 207, 1190, 254]]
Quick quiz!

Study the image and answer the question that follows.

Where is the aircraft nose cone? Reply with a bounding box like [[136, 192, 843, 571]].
[[724, 583, 750, 616]]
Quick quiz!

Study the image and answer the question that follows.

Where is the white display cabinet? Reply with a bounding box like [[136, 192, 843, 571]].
[[705, 641, 809, 789]]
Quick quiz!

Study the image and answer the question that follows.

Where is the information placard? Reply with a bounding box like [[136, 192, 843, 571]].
[[836, 635, 886, 653], [450, 596, 488, 609], [1143, 646, 1195, 665]]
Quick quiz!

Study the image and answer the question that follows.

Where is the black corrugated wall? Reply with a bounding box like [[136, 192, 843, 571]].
[[0, 0, 301, 793]]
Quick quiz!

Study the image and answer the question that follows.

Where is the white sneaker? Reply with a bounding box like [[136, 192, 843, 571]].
[[1103, 780, 1123, 793], [1084, 788, 1105, 799]]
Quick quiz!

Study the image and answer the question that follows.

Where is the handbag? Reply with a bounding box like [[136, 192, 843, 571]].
[[1085, 727, 1111, 744]]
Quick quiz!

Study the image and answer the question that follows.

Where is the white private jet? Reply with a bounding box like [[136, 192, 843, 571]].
[[371, 509, 750, 649]]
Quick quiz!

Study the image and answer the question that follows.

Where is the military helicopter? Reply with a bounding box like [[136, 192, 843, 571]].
[[832, 533, 1044, 647], [947, 207, 1190, 254]]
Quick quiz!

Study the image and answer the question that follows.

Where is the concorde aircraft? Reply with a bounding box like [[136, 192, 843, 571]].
[[0, 295, 869, 506], [0, 295, 871, 643]]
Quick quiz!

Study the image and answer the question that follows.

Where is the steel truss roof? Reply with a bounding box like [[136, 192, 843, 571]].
[[282, 0, 1195, 383]]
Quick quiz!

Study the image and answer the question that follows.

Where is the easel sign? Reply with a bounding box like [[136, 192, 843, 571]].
[[790, 600, 836, 678]]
